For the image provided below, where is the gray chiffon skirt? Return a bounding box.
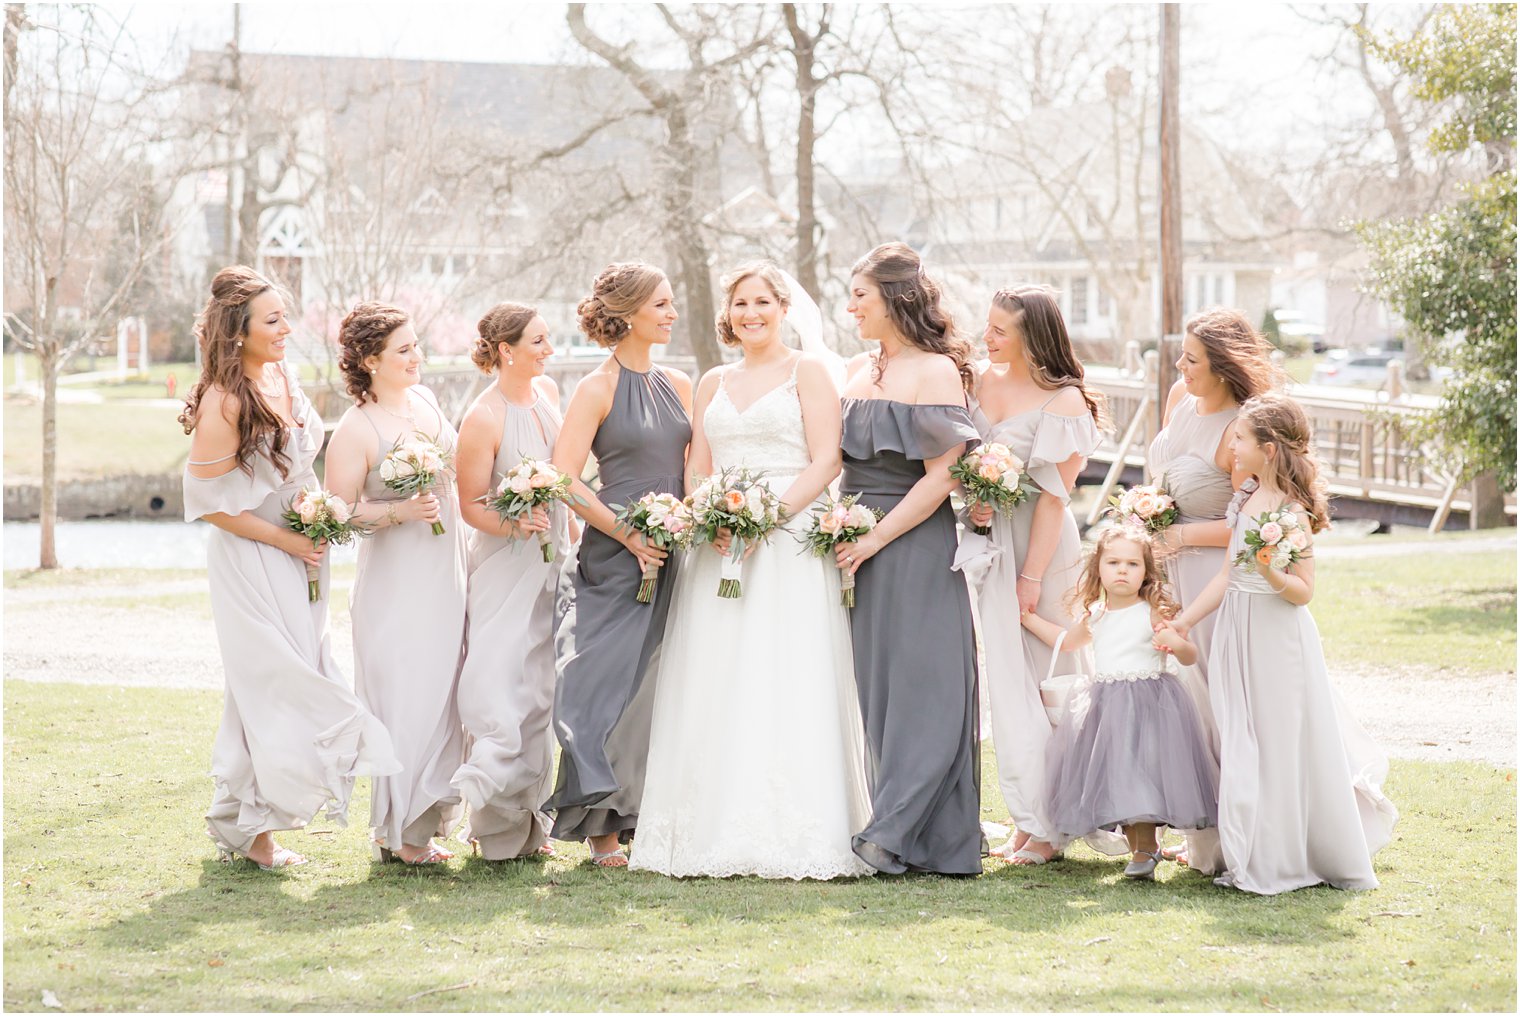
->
[1045,673,1218,839]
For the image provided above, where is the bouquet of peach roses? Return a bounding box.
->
[950,442,1029,535]
[281,488,361,601]
[1233,507,1309,571]
[480,457,579,562]
[798,493,882,608]
[612,491,692,603]
[380,433,452,535]
[685,467,783,598]
[1107,483,1179,534]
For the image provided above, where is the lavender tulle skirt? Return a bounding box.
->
[1045,672,1218,839]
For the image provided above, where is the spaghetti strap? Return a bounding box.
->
[1038,387,1067,411]
[187,450,237,466]
[786,356,801,388]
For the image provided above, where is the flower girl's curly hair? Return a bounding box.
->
[1068,526,1178,620]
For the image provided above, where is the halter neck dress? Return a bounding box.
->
[451,388,568,859]
[547,362,690,843]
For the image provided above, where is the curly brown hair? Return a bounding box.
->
[1184,307,1286,405]
[851,243,973,391]
[715,262,790,348]
[471,302,538,373]
[577,262,666,348]
[338,302,410,404]
[992,285,1109,428]
[178,265,293,479]
[1237,392,1332,533]
[1068,526,1179,620]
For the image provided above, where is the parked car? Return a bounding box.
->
[1310,349,1402,388]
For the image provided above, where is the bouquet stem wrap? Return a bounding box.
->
[636,560,658,603]
[718,539,746,598]
[304,562,321,602]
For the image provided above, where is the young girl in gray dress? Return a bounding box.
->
[1021,527,1218,880]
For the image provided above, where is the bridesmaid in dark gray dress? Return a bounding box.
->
[545,263,692,867]
[835,243,982,876]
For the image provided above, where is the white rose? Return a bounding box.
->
[847,505,876,529]
[508,474,532,494]
[380,459,398,483]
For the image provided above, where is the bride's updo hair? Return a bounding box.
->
[715,261,791,347]
[851,242,973,391]
[471,301,537,374]
[577,262,666,348]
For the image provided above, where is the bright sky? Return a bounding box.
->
[104,1,1412,179]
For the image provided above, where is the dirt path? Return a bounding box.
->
[5,572,1512,768]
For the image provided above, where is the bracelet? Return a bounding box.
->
[386,503,399,527]
[1019,573,1042,582]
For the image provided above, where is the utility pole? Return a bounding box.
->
[1157,3,1182,427]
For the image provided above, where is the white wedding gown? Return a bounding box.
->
[628,365,874,879]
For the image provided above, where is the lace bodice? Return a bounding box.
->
[1090,601,1168,680]
[704,366,811,478]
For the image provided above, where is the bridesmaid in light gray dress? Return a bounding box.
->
[326,302,468,865]
[1145,307,1282,871]
[182,267,399,870]
[836,243,982,876]
[965,286,1108,865]
[545,264,692,867]
[451,304,567,860]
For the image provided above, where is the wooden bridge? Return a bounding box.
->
[1083,350,1513,534]
[308,350,1511,534]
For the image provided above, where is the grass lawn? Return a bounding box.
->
[2,398,189,481]
[1311,547,1516,675]
[3,680,1514,1013]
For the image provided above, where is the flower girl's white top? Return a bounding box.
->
[705,363,811,481]
[1090,601,1170,683]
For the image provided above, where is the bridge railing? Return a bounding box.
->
[1085,346,1508,533]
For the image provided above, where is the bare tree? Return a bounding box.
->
[566,3,772,376]
[3,6,176,568]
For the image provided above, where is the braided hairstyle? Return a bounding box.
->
[178,266,292,479]
[851,243,973,391]
[577,262,666,348]
[1237,392,1332,532]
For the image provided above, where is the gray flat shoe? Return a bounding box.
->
[1123,849,1160,880]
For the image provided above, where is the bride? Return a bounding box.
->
[628,262,872,879]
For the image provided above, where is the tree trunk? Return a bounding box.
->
[666,106,720,377]
[39,350,59,569]
[785,5,822,298]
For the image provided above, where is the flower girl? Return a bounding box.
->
[1168,393,1396,894]
[1020,526,1218,879]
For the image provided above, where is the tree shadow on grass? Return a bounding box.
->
[94,845,1353,959]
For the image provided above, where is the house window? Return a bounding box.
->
[1070,275,1090,325]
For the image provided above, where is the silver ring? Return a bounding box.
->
[846,555,855,563]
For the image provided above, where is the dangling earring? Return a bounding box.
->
[507,356,514,366]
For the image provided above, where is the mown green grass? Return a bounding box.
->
[1311,548,1516,674]
[3,681,1514,1012]
[2,398,189,481]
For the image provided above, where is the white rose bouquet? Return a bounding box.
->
[380,433,453,536]
[612,491,692,603]
[479,457,580,562]
[685,467,783,598]
[1233,507,1310,571]
[798,493,882,608]
[1107,483,1179,535]
[949,442,1029,535]
[280,487,361,601]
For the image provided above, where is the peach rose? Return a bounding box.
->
[298,499,319,525]
[1259,521,1284,545]
[723,489,746,512]
[819,511,843,534]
